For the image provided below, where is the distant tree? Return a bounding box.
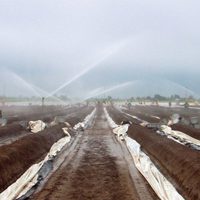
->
[128,97,135,102]
[154,94,167,101]
[146,96,152,101]
[188,95,194,101]
[174,94,181,99]
[107,96,112,102]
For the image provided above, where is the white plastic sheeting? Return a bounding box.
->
[0,161,43,200]
[0,108,97,200]
[151,115,161,120]
[121,110,200,150]
[0,118,7,126]
[28,120,46,133]
[44,130,71,161]
[104,107,118,128]
[73,108,96,130]
[104,107,185,200]
[0,126,72,200]
[121,110,150,127]
[113,124,129,140]
[125,137,184,200]
[104,107,130,140]
[160,125,200,150]
[167,114,180,126]
[73,122,85,130]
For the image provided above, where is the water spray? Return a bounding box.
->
[84,81,133,100]
[47,40,128,97]
[6,70,67,105]
[42,97,45,106]
[166,79,200,98]
[9,71,42,97]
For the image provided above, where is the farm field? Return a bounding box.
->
[0,103,199,200]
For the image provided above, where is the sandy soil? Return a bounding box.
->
[32,107,158,200]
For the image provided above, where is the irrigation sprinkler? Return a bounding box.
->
[47,41,128,98]
[42,97,45,107]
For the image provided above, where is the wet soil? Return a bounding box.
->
[0,105,82,124]
[108,106,200,200]
[32,107,158,200]
[171,124,200,140]
[132,105,200,122]
[0,106,90,146]
[122,108,160,123]
[0,106,93,192]
[123,106,200,139]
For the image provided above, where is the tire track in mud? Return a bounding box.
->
[32,109,158,200]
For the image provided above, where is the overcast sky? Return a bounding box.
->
[0,0,200,98]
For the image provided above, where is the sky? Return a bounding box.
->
[0,0,200,99]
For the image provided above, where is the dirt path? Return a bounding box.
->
[32,107,158,200]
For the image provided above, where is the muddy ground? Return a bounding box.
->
[0,105,88,146]
[0,106,93,192]
[1,104,199,200]
[0,104,86,125]
[131,105,200,120]
[122,105,200,139]
[31,106,158,200]
[108,106,200,200]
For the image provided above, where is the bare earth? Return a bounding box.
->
[32,108,158,200]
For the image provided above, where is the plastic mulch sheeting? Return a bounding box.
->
[125,137,184,200]
[0,108,97,200]
[159,125,200,150]
[104,107,185,200]
[28,120,46,133]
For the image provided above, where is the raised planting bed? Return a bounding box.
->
[171,124,200,140]
[107,106,200,200]
[0,106,93,192]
